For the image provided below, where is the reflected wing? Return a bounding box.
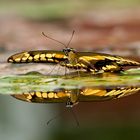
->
[79,86,140,101]
[7,50,67,64]
[12,90,71,103]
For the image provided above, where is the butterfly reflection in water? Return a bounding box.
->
[12,86,140,107]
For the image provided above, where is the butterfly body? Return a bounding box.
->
[8,49,140,73]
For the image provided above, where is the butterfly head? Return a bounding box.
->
[63,47,76,56]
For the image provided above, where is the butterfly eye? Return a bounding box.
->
[62,48,68,56]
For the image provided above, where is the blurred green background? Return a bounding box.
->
[0,0,140,140]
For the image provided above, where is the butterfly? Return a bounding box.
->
[7,31,140,73]
[12,86,140,107]
[7,49,140,73]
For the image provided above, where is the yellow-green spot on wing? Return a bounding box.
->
[46,54,53,58]
[42,92,48,98]
[48,92,54,98]
[35,91,42,98]
[40,54,47,61]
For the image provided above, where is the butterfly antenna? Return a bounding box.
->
[69,107,80,127]
[42,31,75,48]
[66,30,75,47]
[42,32,67,48]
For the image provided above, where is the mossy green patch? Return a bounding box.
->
[0,68,139,95]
